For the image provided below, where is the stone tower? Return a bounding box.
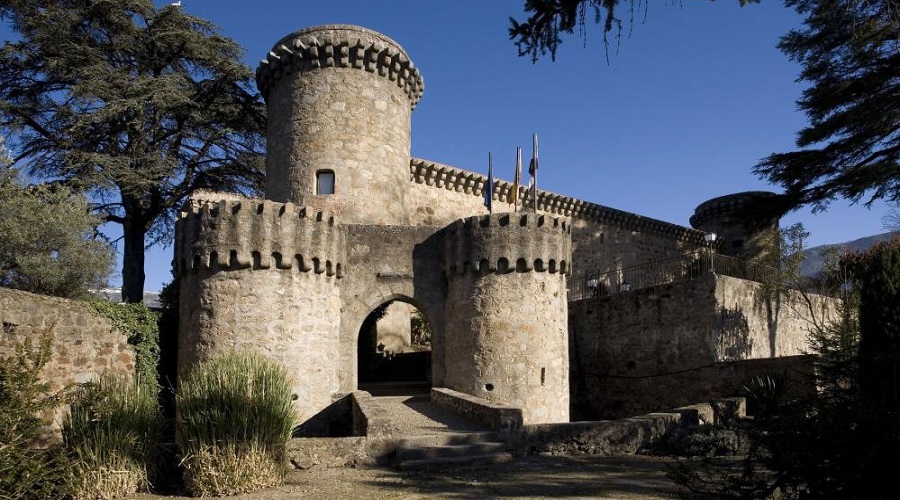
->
[442,213,573,424]
[256,25,424,225]
[174,197,346,423]
[690,191,781,264]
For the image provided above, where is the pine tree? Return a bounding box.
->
[0,0,265,302]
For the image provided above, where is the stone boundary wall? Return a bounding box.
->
[569,274,832,419]
[431,387,524,432]
[350,390,393,438]
[514,397,747,456]
[0,287,135,444]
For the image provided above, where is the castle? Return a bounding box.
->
[175,25,813,430]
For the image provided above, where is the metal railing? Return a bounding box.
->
[567,250,772,301]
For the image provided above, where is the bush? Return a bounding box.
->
[0,166,114,299]
[0,326,67,499]
[62,375,165,500]
[176,352,295,496]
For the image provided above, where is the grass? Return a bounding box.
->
[62,375,164,500]
[176,351,295,496]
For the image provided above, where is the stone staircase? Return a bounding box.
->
[394,431,513,471]
[373,393,514,470]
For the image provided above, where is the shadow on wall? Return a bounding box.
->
[714,306,753,361]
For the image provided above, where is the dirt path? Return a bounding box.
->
[131,454,684,499]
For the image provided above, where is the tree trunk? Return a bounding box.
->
[121,219,146,303]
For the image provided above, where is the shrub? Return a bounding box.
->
[0,326,67,499]
[176,351,295,496]
[62,375,165,500]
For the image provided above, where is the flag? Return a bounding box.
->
[528,134,538,213]
[511,147,522,211]
[483,152,494,212]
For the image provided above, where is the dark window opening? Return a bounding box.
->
[316,170,335,195]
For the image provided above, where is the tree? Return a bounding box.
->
[753,1,900,219]
[509,0,759,62]
[510,1,899,221]
[0,144,113,299]
[0,0,265,302]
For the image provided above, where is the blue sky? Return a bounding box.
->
[5,1,895,291]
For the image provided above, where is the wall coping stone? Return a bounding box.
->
[410,157,708,244]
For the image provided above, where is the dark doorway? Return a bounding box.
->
[357,300,432,396]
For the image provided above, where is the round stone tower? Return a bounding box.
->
[256,25,424,225]
[441,213,572,424]
[175,196,346,424]
[690,191,781,263]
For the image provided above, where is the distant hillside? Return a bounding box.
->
[801,231,900,277]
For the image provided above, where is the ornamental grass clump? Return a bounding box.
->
[62,375,164,500]
[176,351,295,496]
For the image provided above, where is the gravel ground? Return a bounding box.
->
[129,454,685,500]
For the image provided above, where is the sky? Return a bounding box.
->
[4,1,896,291]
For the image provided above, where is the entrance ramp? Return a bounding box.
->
[373,394,514,470]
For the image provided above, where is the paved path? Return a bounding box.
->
[373,394,490,437]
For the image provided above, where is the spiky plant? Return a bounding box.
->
[62,375,164,500]
[176,351,295,496]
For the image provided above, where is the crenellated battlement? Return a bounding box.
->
[255,24,424,108]
[411,158,708,244]
[690,191,777,228]
[175,195,346,277]
[442,212,572,276]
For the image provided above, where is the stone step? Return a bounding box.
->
[396,441,508,462]
[397,451,515,471]
[396,431,500,449]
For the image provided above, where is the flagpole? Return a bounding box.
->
[531,134,539,213]
[484,152,494,214]
[514,147,522,213]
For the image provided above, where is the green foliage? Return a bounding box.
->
[62,375,165,499]
[509,0,759,62]
[410,310,433,347]
[754,0,900,217]
[846,236,900,413]
[176,351,295,496]
[670,239,900,498]
[0,0,265,302]
[741,372,790,418]
[0,326,67,500]
[0,167,113,299]
[88,300,160,388]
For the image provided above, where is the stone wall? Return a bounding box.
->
[176,196,346,424]
[376,301,412,354]
[338,224,446,389]
[569,275,836,419]
[259,25,422,226]
[442,213,572,424]
[0,287,135,443]
[406,158,708,278]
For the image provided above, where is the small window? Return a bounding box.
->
[732,239,744,249]
[316,170,335,195]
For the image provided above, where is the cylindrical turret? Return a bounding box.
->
[256,25,424,225]
[175,196,346,423]
[441,213,572,424]
[690,191,781,264]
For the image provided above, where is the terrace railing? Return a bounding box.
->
[567,250,773,301]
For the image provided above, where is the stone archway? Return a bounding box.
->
[356,297,434,396]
